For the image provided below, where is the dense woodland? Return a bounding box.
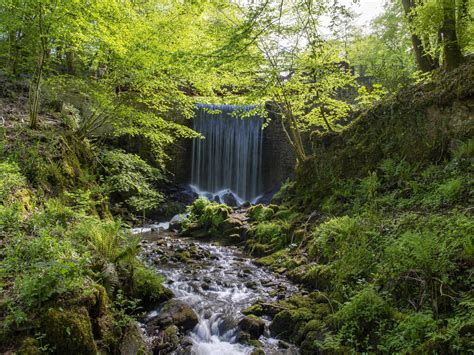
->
[0,0,473,354]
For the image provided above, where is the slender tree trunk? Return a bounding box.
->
[401,0,438,72]
[8,31,21,76]
[29,49,46,129]
[440,0,464,71]
[28,4,47,129]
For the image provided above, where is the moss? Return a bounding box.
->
[132,264,173,309]
[17,337,42,355]
[174,250,191,263]
[247,204,274,222]
[245,240,271,256]
[41,306,97,354]
[270,308,315,341]
[243,303,264,316]
[255,249,288,267]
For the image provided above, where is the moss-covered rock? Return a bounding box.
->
[238,316,265,339]
[152,325,180,353]
[147,300,198,333]
[17,337,42,355]
[243,303,264,316]
[119,322,150,355]
[41,306,97,354]
[270,308,315,341]
[248,204,274,222]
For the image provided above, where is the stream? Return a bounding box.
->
[135,226,299,355]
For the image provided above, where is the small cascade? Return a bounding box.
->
[191,104,263,202]
[139,228,300,354]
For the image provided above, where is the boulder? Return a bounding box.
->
[152,325,180,354]
[120,322,150,355]
[41,307,97,354]
[222,216,244,233]
[147,300,198,333]
[169,214,186,231]
[238,316,265,339]
[221,192,238,207]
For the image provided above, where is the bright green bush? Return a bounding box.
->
[380,312,438,353]
[101,149,164,217]
[332,287,394,351]
[131,264,172,308]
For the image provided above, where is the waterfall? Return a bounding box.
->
[191,104,263,202]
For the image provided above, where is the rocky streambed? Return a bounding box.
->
[136,228,300,354]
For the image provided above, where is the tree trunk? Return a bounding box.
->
[65,51,76,75]
[440,0,464,71]
[29,50,46,129]
[401,0,437,72]
[8,31,20,76]
[29,4,47,129]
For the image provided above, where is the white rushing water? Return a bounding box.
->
[139,227,299,355]
[191,104,264,202]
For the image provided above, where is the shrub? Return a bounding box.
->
[332,287,393,351]
[380,312,438,353]
[101,149,164,217]
[436,178,464,204]
[16,259,86,309]
[380,220,466,312]
[131,264,172,309]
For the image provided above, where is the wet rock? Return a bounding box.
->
[213,195,221,203]
[222,216,243,231]
[238,316,265,339]
[152,325,179,354]
[245,281,258,289]
[278,340,290,349]
[218,315,238,334]
[120,322,149,355]
[243,303,264,316]
[237,331,252,343]
[147,300,198,333]
[222,192,238,206]
[270,309,314,340]
[203,192,213,200]
[169,214,186,231]
[177,336,194,353]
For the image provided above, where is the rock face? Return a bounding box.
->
[238,316,265,339]
[147,300,198,333]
